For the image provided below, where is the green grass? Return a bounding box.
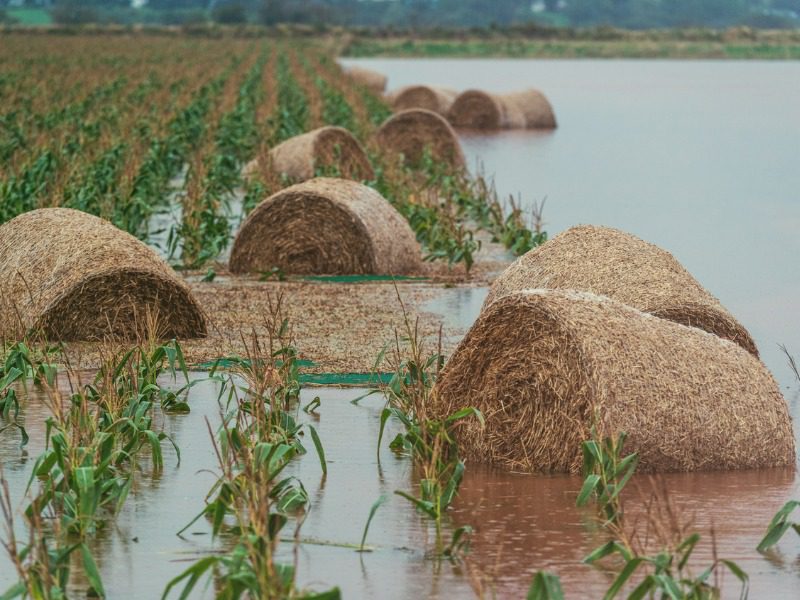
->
[344,38,800,60]
[7,8,52,26]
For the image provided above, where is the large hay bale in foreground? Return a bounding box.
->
[375,109,465,169]
[344,66,387,93]
[485,225,758,356]
[0,208,207,341]
[245,126,374,183]
[387,85,458,116]
[433,289,795,473]
[447,88,556,130]
[229,177,421,275]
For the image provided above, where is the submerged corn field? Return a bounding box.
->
[1,33,799,600]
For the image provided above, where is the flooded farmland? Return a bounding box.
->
[1,39,799,600]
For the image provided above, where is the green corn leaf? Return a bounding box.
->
[576,474,601,507]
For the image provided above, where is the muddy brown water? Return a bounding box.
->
[0,373,798,598]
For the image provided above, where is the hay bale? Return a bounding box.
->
[387,85,458,116]
[259,126,374,183]
[374,109,465,169]
[344,66,387,94]
[0,208,207,341]
[485,225,758,356]
[433,289,795,473]
[504,89,557,129]
[229,177,421,275]
[447,88,556,130]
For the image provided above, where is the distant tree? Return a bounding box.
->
[51,0,99,24]
[212,0,247,24]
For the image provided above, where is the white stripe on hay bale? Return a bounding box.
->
[244,126,374,183]
[447,88,556,130]
[0,208,207,341]
[375,109,465,169]
[432,289,795,473]
[345,66,387,93]
[485,225,758,356]
[229,177,421,275]
[387,85,458,116]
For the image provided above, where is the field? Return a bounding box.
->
[0,33,530,369]
[341,27,800,59]
[1,33,799,600]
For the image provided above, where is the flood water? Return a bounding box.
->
[1,375,798,598]
[2,59,800,598]
[342,58,800,390]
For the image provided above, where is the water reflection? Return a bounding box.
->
[1,374,798,598]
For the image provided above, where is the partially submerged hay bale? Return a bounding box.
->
[447,88,556,130]
[229,177,421,275]
[503,89,557,129]
[261,126,374,183]
[375,109,465,169]
[387,85,458,115]
[433,289,795,473]
[344,66,387,93]
[485,225,758,356]
[0,208,207,341]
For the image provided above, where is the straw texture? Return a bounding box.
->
[229,177,422,275]
[433,289,795,473]
[485,225,758,355]
[250,126,374,183]
[345,66,387,93]
[447,88,556,130]
[387,85,458,115]
[0,208,207,341]
[375,109,465,169]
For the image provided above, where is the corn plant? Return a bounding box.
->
[362,289,482,555]
[167,305,334,599]
[568,426,749,600]
[1,475,106,600]
[757,500,800,553]
[23,340,186,538]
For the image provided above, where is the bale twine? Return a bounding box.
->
[253,126,374,184]
[229,177,421,275]
[0,208,207,341]
[387,85,458,116]
[374,109,465,169]
[344,66,387,94]
[447,88,556,130]
[485,225,758,356]
[432,289,795,473]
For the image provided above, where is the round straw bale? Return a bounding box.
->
[0,208,207,341]
[344,66,387,93]
[375,109,465,169]
[387,85,458,115]
[433,289,795,474]
[229,177,421,275]
[503,89,557,129]
[485,225,758,356]
[268,126,374,183]
[447,89,526,130]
